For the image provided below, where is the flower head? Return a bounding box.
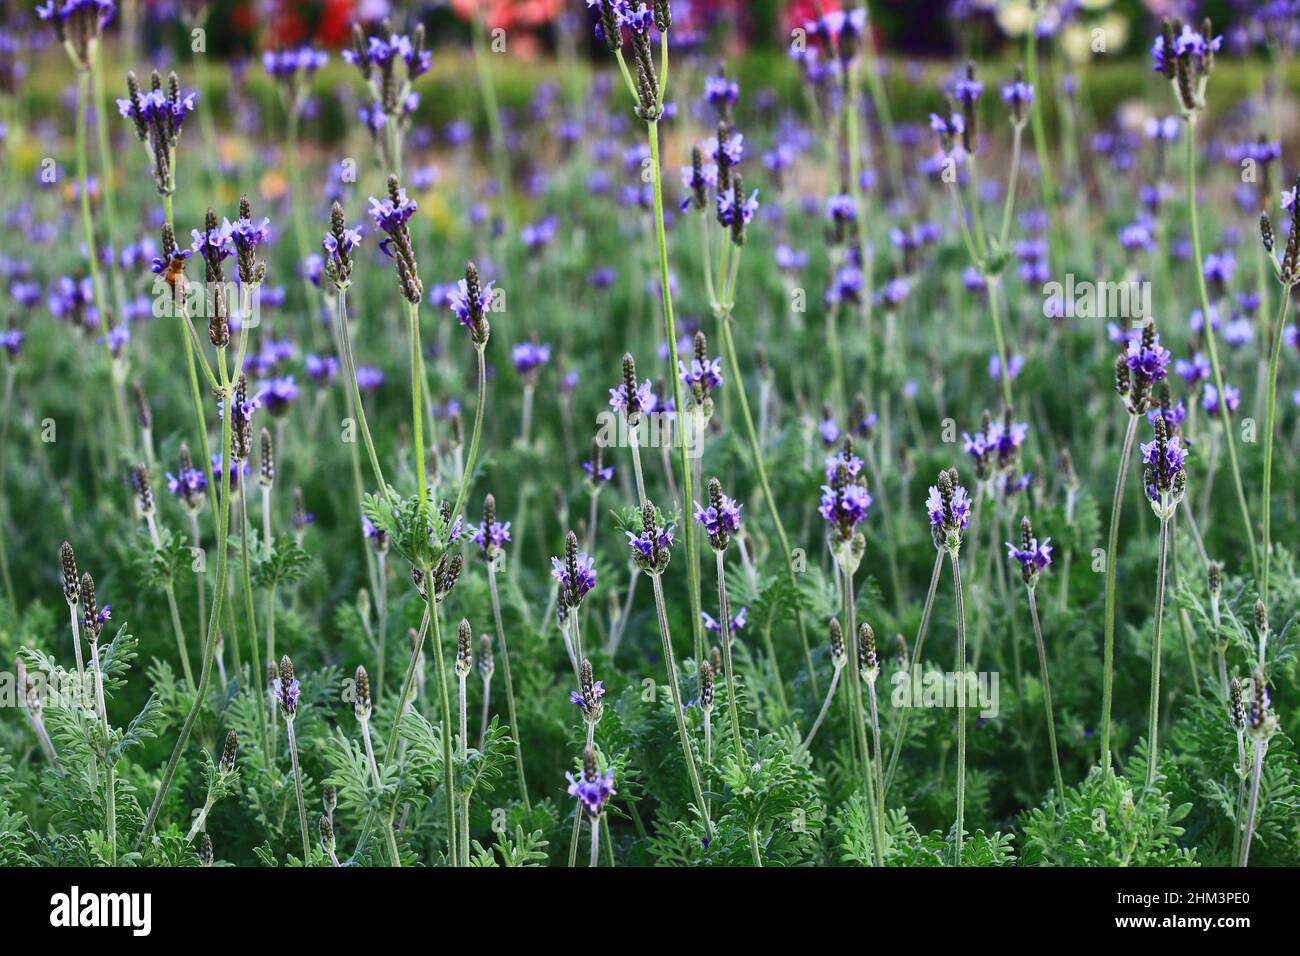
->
[926,468,971,552]
[1007,516,1052,588]
[553,531,597,606]
[694,478,741,551]
[566,747,616,817]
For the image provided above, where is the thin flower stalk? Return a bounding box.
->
[1260,287,1291,603]
[718,317,818,695]
[637,99,706,670]
[139,331,241,847]
[649,573,713,841]
[1185,114,1258,577]
[884,550,944,797]
[1099,414,1139,766]
[487,560,530,811]
[950,551,968,866]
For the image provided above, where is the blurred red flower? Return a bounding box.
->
[783,0,841,33]
[448,0,563,30]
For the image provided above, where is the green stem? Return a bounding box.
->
[1260,288,1290,603]
[408,300,428,521]
[884,550,944,798]
[1146,515,1171,788]
[646,120,705,668]
[337,290,388,492]
[89,639,115,865]
[430,604,458,865]
[649,573,713,841]
[718,315,818,695]
[1026,586,1065,804]
[285,717,311,861]
[237,480,269,760]
[138,345,235,848]
[1185,114,1258,578]
[715,551,744,760]
[488,564,530,812]
[451,346,487,526]
[950,551,967,867]
[1100,414,1138,768]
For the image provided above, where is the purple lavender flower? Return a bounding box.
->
[1147,400,1187,431]
[569,680,605,710]
[819,479,872,532]
[716,185,759,228]
[704,71,739,113]
[1141,421,1189,507]
[305,353,339,384]
[166,463,207,503]
[952,75,984,108]
[566,764,616,816]
[355,366,384,391]
[512,341,552,376]
[824,447,864,482]
[693,493,742,540]
[1006,537,1052,573]
[826,193,856,224]
[679,356,723,392]
[470,520,511,555]
[552,543,597,606]
[0,329,24,356]
[257,375,299,417]
[322,223,363,260]
[609,377,655,415]
[1125,333,1171,381]
[626,524,674,561]
[262,47,328,78]
[1204,250,1235,287]
[926,470,971,550]
[702,607,747,634]
[212,453,250,489]
[1001,79,1034,109]
[818,415,841,447]
[520,217,557,251]
[368,189,417,238]
[989,353,1024,381]
[271,672,301,716]
[1202,382,1241,417]
[447,276,494,329]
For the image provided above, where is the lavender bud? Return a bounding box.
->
[829,618,845,665]
[859,622,878,679]
[699,659,714,711]
[60,541,79,606]
[132,380,152,431]
[259,427,275,488]
[433,553,463,603]
[81,572,100,643]
[578,657,603,718]
[1229,677,1246,732]
[1207,560,1221,599]
[653,0,672,32]
[1248,668,1275,742]
[354,665,372,721]
[199,833,213,866]
[478,634,494,682]
[319,814,335,853]
[456,619,473,678]
[277,655,298,718]
[220,729,238,773]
